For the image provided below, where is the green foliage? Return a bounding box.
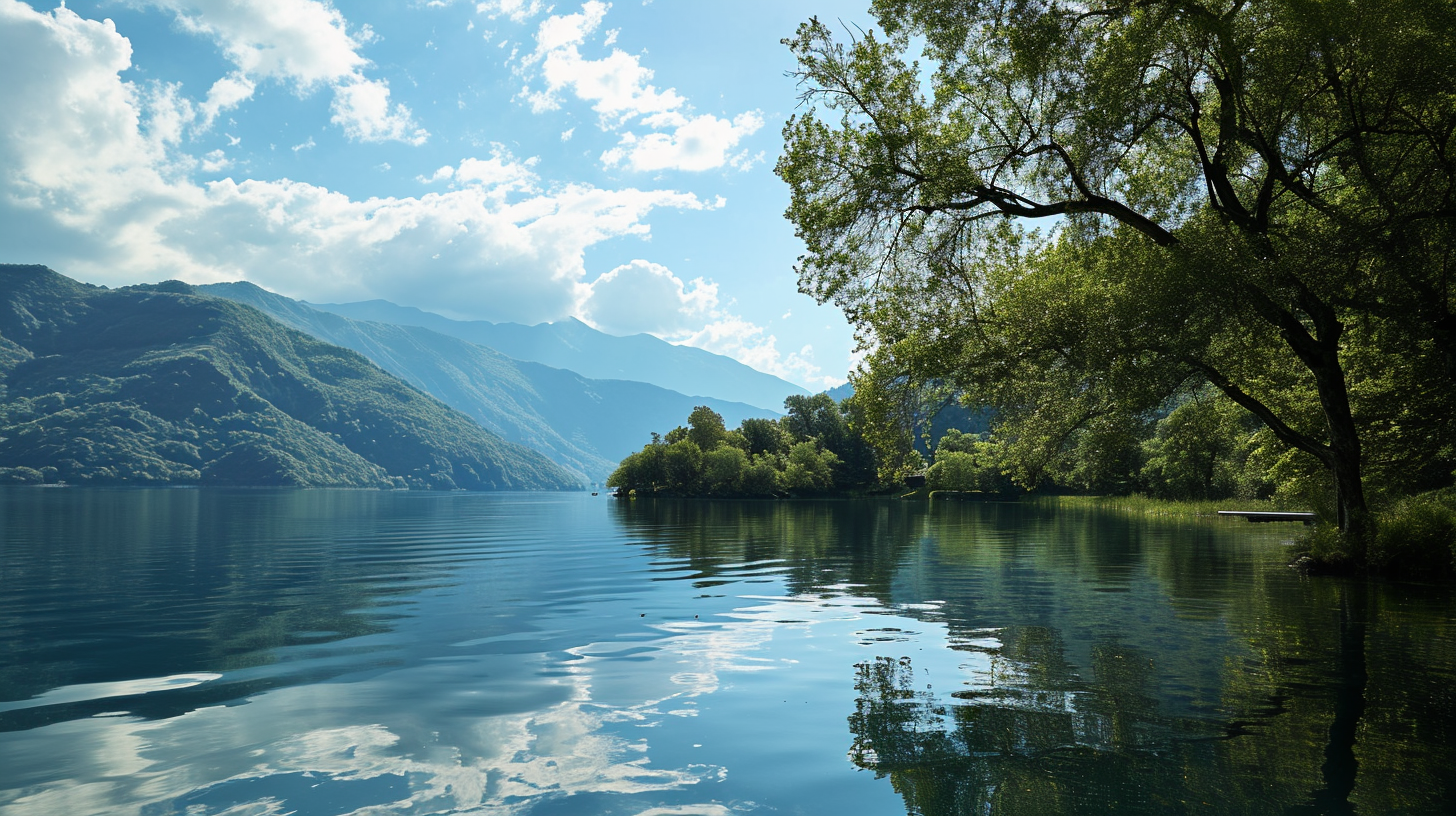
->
[1294,490,1456,576]
[607,393,884,497]
[739,417,790,456]
[778,0,1456,552]
[925,431,1017,495]
[687,405,729,452]
[1137,390,1276,501]
[0,266,579,490]
[780,441,840,494]
[662,439,704,494]
[1369,493,1456,578]
[741,454,782,497]
[1042,494,1288,519]
[702,444,748,495]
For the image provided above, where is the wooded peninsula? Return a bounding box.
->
[616,0,1456,581]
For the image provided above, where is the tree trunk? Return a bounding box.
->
[1307,320,1370,550]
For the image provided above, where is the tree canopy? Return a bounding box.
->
[778,0,1456,552]
[607,400,879,497]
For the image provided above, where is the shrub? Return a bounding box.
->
[1370,494,1456,578]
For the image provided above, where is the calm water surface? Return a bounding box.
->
[1,489,1453,815]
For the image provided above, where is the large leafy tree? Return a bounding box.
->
[778,0,1456,544]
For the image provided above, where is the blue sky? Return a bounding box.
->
[0,0,874,388]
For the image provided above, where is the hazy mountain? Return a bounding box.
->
[307,298,809,412]
[201,282,778,483]
[0,266,578,490]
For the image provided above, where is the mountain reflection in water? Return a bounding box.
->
[0,490,1452,815]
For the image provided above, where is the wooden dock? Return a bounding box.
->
[1217,510,1317,525]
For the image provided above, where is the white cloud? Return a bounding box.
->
[150,0,366,85]
[329,76,428,144]
[0,3,713,323]
[579,260,717,336]
[522,2,686,126]
[677,318,841,389]
[602,111,764,173]
[142,0,427,144]
[476,0,548,23]
[577,258,841,388]
[530,0,606,54]
[418,165,455,184]
[200,149,230,171]
[454,147,539,191]
[198,71,255,128]
[0,0,204,267]
[166,168,715,322]
[515,3,764,174]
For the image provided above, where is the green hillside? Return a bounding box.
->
[201,282,779,483]
[308,299,809,412]
[0,266,580,490]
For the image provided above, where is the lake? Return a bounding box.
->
[1,489,1453,815]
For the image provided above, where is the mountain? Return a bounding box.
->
[201,282,778,483]
[307,299,809,412]
[0,266,579,490]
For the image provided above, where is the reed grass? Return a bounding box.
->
[1031,494,1297,518]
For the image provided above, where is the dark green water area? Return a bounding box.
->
[1,489,1453,815]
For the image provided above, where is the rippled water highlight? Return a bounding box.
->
[1,488,1453,815]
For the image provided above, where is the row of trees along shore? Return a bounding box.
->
[767,0,1456,575]
[610,386,1409,507]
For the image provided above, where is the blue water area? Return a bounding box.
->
[1,488,1453,815]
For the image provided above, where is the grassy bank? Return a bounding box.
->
[1030,494,1296,518]
[1292,488,1456,578]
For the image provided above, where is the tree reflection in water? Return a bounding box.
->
[848,581,1452,816]
[610,498,1456,815]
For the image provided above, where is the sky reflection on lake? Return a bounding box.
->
[1,489,1453,815]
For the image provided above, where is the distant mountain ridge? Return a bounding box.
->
[202,282,778,483]
[309,299,809,412]
[0,266,578,489]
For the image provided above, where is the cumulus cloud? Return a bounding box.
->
[511,2,764,172]
[0,3,711,322]
[579,260,717,336]
[522,1,684,126]
[142,0,427,144]
[167,167,715,322]
[329,76,427,144]
[0,0,206,269]
[678,318,840,390]
[476,0,547,23]
[602,111,764,173]
[198,71,255,127]
[578,259,839,388]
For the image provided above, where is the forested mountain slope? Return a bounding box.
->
[0,266,578,489]
[308,298,808,412]
[203,282,779,482]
